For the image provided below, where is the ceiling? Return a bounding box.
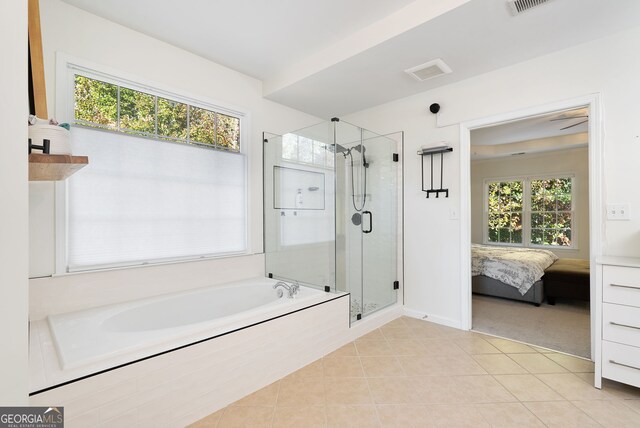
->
[59,0,418,80]
[61,0,640,118]
[470,107,589,160]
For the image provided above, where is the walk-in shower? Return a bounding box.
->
[264,119,400,321]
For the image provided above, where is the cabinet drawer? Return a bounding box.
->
[603,303,640,347]
[603,265,640,306]
[602,341,640,389]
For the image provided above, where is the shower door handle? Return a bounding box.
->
[363,211,372,234]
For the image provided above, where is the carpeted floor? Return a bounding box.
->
[472,294,591,358]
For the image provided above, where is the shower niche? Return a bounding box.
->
[264,119,400,321]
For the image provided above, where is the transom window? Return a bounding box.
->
[486,176,574,248]
[74,75,240,152]
[282,133,334,168]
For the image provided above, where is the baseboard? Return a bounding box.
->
[348,304,403,341]
[325,304,403,353]
[402,307,463,330]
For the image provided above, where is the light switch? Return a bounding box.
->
[606,204,631,220]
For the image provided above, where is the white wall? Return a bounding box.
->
[344,25,640,327]
[470,147,590,260]
[29,0,320,315]
[0,0,29,404]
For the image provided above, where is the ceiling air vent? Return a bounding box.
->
[405,59,452,82]
[507,0,551,15]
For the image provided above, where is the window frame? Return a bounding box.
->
[54,54,251,274]
[483,173,577,250]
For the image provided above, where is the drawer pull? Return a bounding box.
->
[610,283,640,290]
[609,359,640,371]
[610,321,640,330]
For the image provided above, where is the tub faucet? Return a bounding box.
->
[273,281,292,298]
[273,281,299,298]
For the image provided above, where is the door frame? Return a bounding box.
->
[458,94,603,359]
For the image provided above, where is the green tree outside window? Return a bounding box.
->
[530,178,572,246]
[73,75,240,152]
[486,177,573,247]
[487,181,523,244]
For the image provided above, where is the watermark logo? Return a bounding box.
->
[0,407,63,428]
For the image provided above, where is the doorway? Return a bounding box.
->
[459,95,603,360]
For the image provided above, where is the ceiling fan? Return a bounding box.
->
[549,113,589,130]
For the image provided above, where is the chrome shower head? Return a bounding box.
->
[324,143,349,156]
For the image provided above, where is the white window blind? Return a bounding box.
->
[67,126,246,271]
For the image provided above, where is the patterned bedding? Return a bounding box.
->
[471,244,558,295]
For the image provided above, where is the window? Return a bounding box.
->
[282,133,334,168]
[530,178,573,246]
[64,66,247,272]
[487,181,523,244]
[74,75,240,151]
[486,176,574,248]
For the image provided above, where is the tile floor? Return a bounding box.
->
[188,316,640,427]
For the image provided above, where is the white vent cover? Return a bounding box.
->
[405,59,452,82]
[507,0,551,15]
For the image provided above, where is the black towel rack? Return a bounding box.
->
[418,145,453,198]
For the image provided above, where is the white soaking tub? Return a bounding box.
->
[47,277,328,370]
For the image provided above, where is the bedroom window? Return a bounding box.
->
[62,63,248,272]
[485,176,574,248]
[487,181,524,244]
[530,178,573,246]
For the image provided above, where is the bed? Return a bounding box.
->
[471,244,558,306]
[543,258,590,304]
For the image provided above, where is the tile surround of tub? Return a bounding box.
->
[30,295,352,427]
[29,253,265,321]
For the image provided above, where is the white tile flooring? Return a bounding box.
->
[189,316,640,427]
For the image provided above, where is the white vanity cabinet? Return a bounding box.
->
[596,257,640,389]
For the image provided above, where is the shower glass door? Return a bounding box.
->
[335,122,364,319]
[336,122,398,321]
[361,130,398,317]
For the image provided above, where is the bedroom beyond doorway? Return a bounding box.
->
[473,294,590,358]
[467,105,592,359]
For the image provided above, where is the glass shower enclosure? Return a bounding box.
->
[264,119,399,321]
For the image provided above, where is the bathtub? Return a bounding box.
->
[47,277,328,371]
